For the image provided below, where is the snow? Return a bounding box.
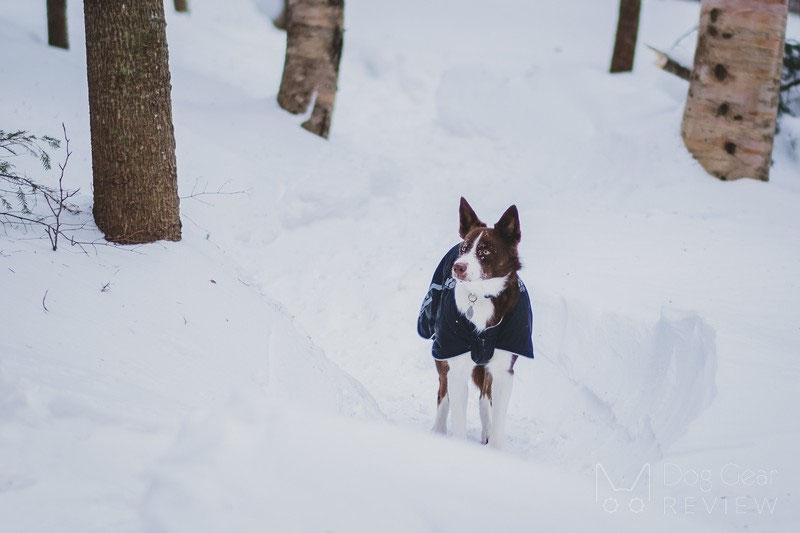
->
[1,0,799,531]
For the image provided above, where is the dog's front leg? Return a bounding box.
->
[432,360,450,434]
[446,353,471,439]
[486,350,515,449]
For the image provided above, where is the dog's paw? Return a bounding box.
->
[431,421,448,434]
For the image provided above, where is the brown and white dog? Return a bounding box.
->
[419,198,533,449]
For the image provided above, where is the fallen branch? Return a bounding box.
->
[646,44,691,81]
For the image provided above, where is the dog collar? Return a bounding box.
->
[468,292,493,300]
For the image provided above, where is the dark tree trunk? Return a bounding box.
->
[274,0,290,30]
[84,0,181,243]
[610,0,641,73]
[681,0,788,182]
[174,0,189,13]
[277,0,344,139]
[47,0,69,49]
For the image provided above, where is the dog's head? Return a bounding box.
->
[452,197,522,282]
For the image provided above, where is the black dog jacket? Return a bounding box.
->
[417,244,534,365]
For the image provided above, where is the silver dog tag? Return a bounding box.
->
[466,292,477,320]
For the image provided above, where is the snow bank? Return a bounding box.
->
[0,236,380,531]
[524,295,717,474]
[140,397,712,533]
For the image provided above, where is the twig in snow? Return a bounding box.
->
[669,25,698,51]
[180,178,249,206]
[43,124,77,251]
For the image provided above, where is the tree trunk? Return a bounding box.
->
[174,0,189,13]
[681,0,788,182]
[277,0,344,139]
[47,0,69,49]
[610,0,641,73]
[274,0,290,30]
[84,0,181,243]
[690,0,799,15]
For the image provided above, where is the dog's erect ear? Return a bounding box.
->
[459,197,485,239]
[495,205,521,244]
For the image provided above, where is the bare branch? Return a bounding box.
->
[180,177,249,205]
[781,77,800,92]
[1,124,84,251]
[646,45,691,81]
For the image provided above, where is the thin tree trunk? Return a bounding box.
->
[274,0,290,30]
[174,0,189,13]
[84,0,181,243]
[277,0,344,139]
[610,0,641,73]
[47,0,69,49]
[681,0,788,182]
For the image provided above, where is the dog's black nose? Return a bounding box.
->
[453,262,467,279]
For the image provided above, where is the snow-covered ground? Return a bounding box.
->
[1,0,798,531]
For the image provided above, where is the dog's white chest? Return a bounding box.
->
[454,276,507,331]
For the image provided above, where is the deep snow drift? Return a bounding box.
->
[1,0,798,531]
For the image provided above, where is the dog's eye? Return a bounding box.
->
[479,249,491,257]
[460,243,468,253]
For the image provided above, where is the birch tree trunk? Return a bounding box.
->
[84,0,181,243]
[681,0,788,181]
[610,0,641,73]
[277,0,344,139]
[174,0,189,13]
[690,0,799,15]
[47,0,69,49]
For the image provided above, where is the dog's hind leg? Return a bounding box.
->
[486,350,514,449]
[446,353,471,439]
[473,366,493,444]
[433,360,449,434]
